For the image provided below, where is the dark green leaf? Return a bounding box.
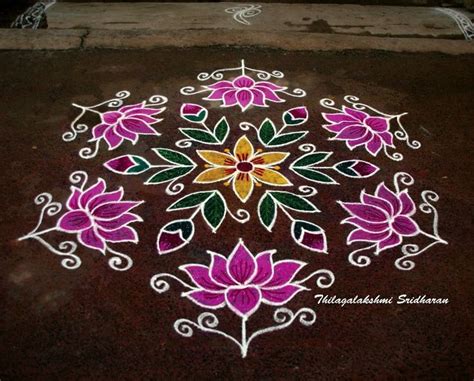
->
[183,110,207,123]
[154,148,195,166]
[334,161,358,177]
[180,128,218,144]
[258,118,276,145]
[202,192,226,232]
[267,131,307,147]
[291,152,332,168]
[293,168,338,184]
[213,117,229,143]
[258,194,277,231]
[168,191,213,210]
[146,167,193,184]
[270,191,318,212]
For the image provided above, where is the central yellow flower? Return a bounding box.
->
[194,135,292,203]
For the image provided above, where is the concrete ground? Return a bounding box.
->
[1,2,473,380]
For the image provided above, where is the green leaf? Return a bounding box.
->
[180,128,219,144]
[213,117,229,143]
[127,156,150,174]
[258,118,276,145]
[292,168,338,184]
[269,191,319,212]
[267,131,308,147]
[146,167,193,184]
[291,152,332,168]
[258,194,277,231]
[202,192,226,232]
[153,148,195,166]
[168,191,213,210]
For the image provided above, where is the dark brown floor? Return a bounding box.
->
[0,48,473,380]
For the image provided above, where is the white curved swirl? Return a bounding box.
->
[106,90,130,108]
[347,244,377,267]
[79,140,101,160]
[175,139,193,148]
[279,88,306,98]
[166,180,185,196]
[294,269,335,289]
[319,98,340,112]
[107,247,133,271]
[383,145,403,162]
[69,170,89,190]
[225,4,262,26]
[179,86,210,96]
[247,307,316,348]
[150,273,195,293]
[147,94,168,106]
[32,236,82,270]
[228,209,251,224]
[298,143,317,153]
[239,121,258,132]
[393,172,414,193]
[297,185,318,198]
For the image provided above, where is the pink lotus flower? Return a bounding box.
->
[322,106,394,156]
[204,75,286,112]
[92,103,164,149]
[339,182,420,253]
[181,240,307,318]
[57,178,143,253]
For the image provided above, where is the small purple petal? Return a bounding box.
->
[343,217,390,233]
[180,265,225,291]
[121,118,156,135]
[254,85,284,102]
[251,251,274,285]
[119,103,144,113]
[157,231,186,254]
[366,134,383,156]
[95,213,141,231]
[250,88,266,106]
[376,183,402,216]
[323,121,360,133]
[92,201,141,220]
[79,179,106,209]
[92,123,110,139]
[347,229,391,243]
[181,103,204,116]
[261,285,305,305]
[340,202,388,223]
[392,216,419,236]
[57,210,91,232]
[78,227,106,253]
[225,287,261,318]
[352,161,379,177]
[361,192,393,216]
[102,111,122,124]
[97,226,138,243]
[377,231,402,252]
[209,253,236,287]
[347,130,373,148]
[365,116,389,132]
[185,290,225,309]
[335,125,368,140]
[236,89,253,111]
[299,229,327,253]
[342,106,369,122]
[104,127,124,150]
[227,242,257,284]
[88,189,124,211]
[378,131,394,146]
[254,81,285,91]
[288,106,308,120]
[206,80,233,90]
[115,123,138,142]
[263,260,304,288]
[206,88,232,101]
[322,112,358,124]
[222,89,238,107]
[233,75,255,88]
[66,187,82,210]
[399,190,416,216]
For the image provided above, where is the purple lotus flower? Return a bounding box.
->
[339,182,420,253]
[181,240,307,318]
[57,178,143,253]
[180,103,208,123]
[92,102,163,150]
[322,106,394,156]
[204,75,286,112]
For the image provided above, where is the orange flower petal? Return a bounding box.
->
[194,167,235,184]
[233,173,254,203]
[252,168,292,186]
[197,150,236,167]
[251,152,289,166]
[234,135,254,162]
